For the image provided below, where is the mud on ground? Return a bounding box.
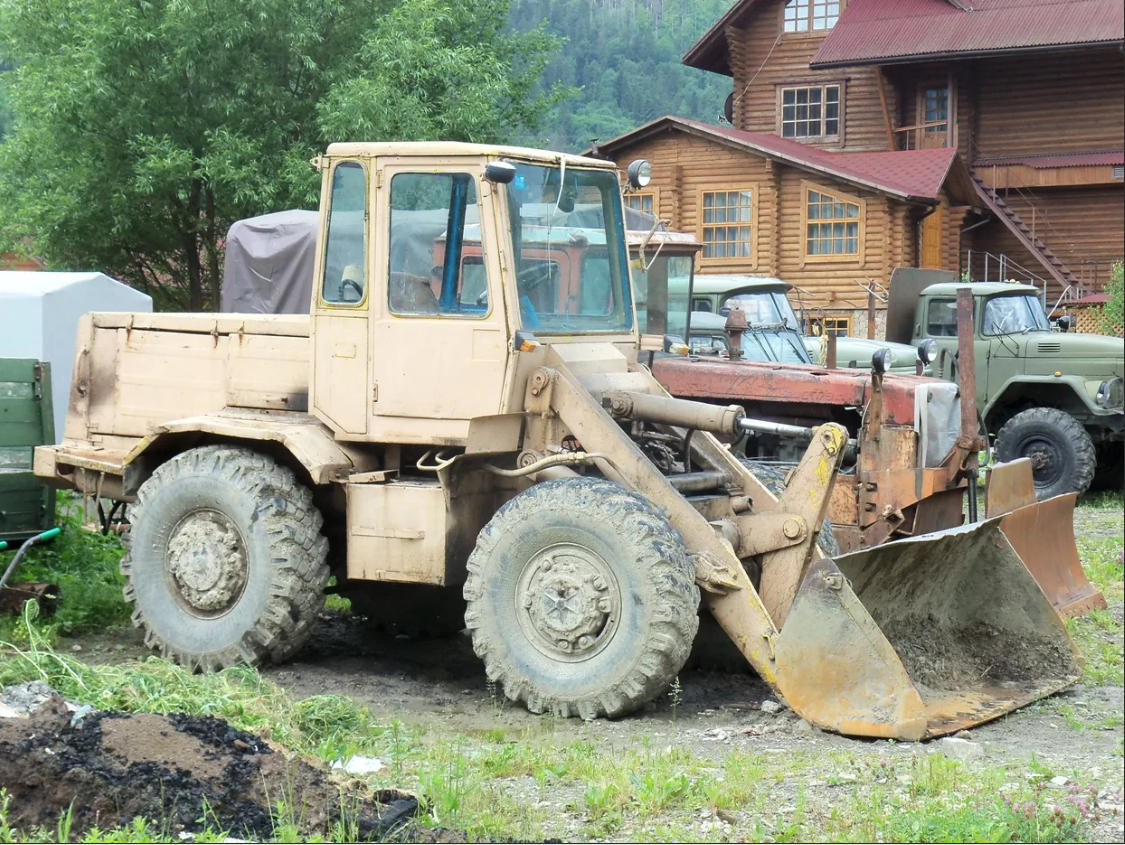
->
[0,694,421,840]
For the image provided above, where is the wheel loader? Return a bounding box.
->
[35,142,1080,739]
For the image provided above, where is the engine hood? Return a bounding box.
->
[1019,332,1124,379]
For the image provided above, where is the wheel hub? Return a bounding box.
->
[1021,438,1060,484]
[517,544,619,661]
[166,510,248,614]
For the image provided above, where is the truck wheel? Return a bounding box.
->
[994,408,1096,500]
[1091,442,1124,491]
[348,583,466,638]
[739,460,841,557]
[463,477,699,719]
[122,445,329,670]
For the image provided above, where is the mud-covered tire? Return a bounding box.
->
[994,408,1096,500]
[122,445,329,670]
[348,583,466,638]
[1090,442,1124,492]
[739,460,840,557]
[463,477,699,719]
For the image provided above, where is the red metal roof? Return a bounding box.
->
[974,151,1125,169]
[591,116,972,202]
[812,0,1124,68]
[1069,293,1111,305]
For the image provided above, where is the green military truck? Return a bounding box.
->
[887,270,1124,499]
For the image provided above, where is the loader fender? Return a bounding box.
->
[124,411,354,491]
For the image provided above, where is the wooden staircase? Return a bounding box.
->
[969,174,1080,292]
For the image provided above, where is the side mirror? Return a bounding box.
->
[484,161,517,184]
[871,347,894,375]
[663,334,689,355]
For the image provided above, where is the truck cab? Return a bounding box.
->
[893,275,1124,497]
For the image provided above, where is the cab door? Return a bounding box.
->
[368,161,510,436]
[311,159,370,436]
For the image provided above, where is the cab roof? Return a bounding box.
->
[692,274,791,296]
[324,141,611,169]
[921,282,1040,297]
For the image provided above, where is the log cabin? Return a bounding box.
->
[595,0,1124,332]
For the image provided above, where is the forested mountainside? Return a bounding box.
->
[509,0,733,151]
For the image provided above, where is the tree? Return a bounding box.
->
[1099,260,1123,337]
[0,0,561,310]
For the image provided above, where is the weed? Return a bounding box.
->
[0,500,130,644]
[668,675,682,722]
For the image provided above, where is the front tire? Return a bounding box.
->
[463,478,699,719]
[993,408,1096,500]
[122,445,329,670]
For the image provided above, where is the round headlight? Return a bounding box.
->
[917,338,938,364]
[627,159,652,189]
[871,347,894,375]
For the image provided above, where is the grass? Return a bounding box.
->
[0,499,130,644]
[0,494,1120,842]
[0,614,1113,843]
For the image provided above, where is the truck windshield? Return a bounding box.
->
[721,291,801,332]
[506,163,632,334]
[982,294,1049,336]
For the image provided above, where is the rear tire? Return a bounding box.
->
[994,408,1096,500]
[463,478,699,719]
[122,445,329,670]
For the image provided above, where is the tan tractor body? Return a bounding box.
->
[37,142,1079,739]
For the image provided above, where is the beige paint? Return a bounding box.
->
[34,141,1077,739]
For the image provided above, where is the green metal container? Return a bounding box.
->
[0,359,56,543]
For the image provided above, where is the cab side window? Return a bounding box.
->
[321,162,367,305]
[926,299,957,337]
[387,172,485,317]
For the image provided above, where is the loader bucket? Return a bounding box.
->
[998,494,1107,618]
[774,518,1081,740]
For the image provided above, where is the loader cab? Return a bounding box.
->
[308,143,638,445]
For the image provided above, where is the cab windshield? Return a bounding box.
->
[506,162,632,333]
[982,294,1049,336]
[721,291,801,332]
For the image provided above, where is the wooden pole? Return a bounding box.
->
[867,289,877,339]
[876,67,894,151]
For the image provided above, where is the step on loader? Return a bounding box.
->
[35,143,1079,739]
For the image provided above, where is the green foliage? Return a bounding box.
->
[0,502,129,644]
[1098,260,1123,336]
[0,0,561,310]
[509,0,734,150]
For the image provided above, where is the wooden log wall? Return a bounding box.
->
[968,185,1125,293]
[726,0,892,151]
[609,129,951,312]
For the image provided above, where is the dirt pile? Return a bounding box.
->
[0,695,422,840]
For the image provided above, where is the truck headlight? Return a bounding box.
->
[917,339,938,364]
[627,159,652,189]
[1095,377,1123,409]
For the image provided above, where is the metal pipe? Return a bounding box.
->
[0,527,62,596]
[668,470,732,494]
[604,391,744,435]
[737,417,816,440]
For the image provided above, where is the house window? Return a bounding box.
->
[823,315,851,337]
[781,84,841,138]
[784,0,841,32]
[701,189,754,260]
[624,192,656,213]
[923,86,948,133]
[804,185,862,259]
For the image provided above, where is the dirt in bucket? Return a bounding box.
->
[0,694,450,841]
